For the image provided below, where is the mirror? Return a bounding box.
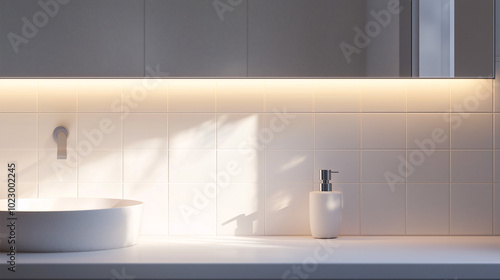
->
[413,0,494,78]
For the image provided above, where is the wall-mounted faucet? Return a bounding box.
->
[53,126,68,160]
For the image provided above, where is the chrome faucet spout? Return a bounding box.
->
[53,126,68,160]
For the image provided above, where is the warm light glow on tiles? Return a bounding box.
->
[0,78,497,236]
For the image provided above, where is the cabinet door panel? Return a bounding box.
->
[248,0,411,77]
[0,0,144,77]
[146,0,247,77]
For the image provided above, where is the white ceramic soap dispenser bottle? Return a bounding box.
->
[309,170,342,238]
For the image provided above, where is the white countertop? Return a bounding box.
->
[1,236,500,279]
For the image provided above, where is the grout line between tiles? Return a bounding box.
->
[359,83,363,235]
[404,82,408,236]
[76,81,80,197]
[263,80,267,235]
[494,77,496,234]
[36,79,40,198]
[449,79,452,235]
[121,81,125,200]
[215,80,218,236]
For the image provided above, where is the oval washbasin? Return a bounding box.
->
[0,198,143,252]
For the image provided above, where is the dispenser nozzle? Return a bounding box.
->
[319,170,339,191]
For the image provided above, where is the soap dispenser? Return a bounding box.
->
[309,170,342,239]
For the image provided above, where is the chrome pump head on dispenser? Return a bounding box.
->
[319,170,339,191]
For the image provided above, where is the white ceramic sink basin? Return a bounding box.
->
[0,198,143,252]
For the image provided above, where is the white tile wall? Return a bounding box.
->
[495,184,500,235]
[315,114,360,149]
[0,78,497,237]
[361,114,405,149]
[361,183,406,235]
[450,184,493,235]
[407,183,450,235]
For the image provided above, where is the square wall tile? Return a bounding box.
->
[362,114,405,149]
[217,79,264,112]
[493,151,500,183]
[265,80,313,112]
[496,151,500,183]
[217,113,265,150]
[265,151,314,182]
[451,151,493,183]
[495,184,500,235]
[0,150,37,184]
[169,150,216,183]
[0,183,34,199]
[495,58,500,112]
[124,183,169,235]
[314,80,360,112]
[361,183,406,235]
[406,151,450,183]
[0,114,37,150]
[336,184,361,235]
[451,79,493,113]
[494,114,500,148]
[39,182,77,198]
[38,113,77,150]
[217,150,264,183]
[361,151,406,183]
[169,183,216,235]
[38,149,77,183]
[361,79,405,112]
[38,79,78,112]
[169,113,215,149]
[78,150,122,183]
[78,113,122,151]
[124,150,168,183]
[78,79,123,113]
[407,184,450,235]
[168,79,216,112]
[78,183,122,199]
[407,114,450,149]
[451,184,493,235]
[451,113,492,149]
[9,183,37,199]
[266,113,313,150]
[122,79,168,113]
[0,79,37,112]
[217,183,265,235]
[265,182,312,235]
[315,151,360,183]
[124,113,168,150]
[406,79,450,112]
[315,114,360,149]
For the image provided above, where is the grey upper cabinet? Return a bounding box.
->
[248,0,412,77]
[145,0,247,77]
[0,0,494,78]
[0,0,144,77]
